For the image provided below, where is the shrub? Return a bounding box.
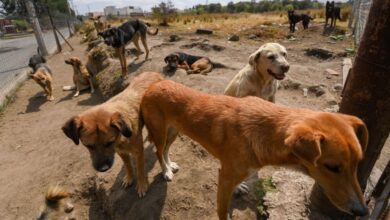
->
[14,19,29,31]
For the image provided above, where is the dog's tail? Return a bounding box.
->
[212,61,236,70]
[45,185,70,209]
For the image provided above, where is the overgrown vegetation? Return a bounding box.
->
[0,0,73,18]
[151,0,177,26]
[255,177,276,219]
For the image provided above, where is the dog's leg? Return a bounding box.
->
[164,127,179,173]
[116,47,127,76]
[135,138,148,197]
[45,79,54,101]
[217,166,248,220]
[89,78,95,94]
[140,36,150,60]
[132,34,141,60]
[74,80,80,97]
[198,64,213,75]
[118,153,134,188]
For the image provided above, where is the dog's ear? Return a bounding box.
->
[62,116,82,145]
[164,56,169,64]
[249,48,262,66]
[110,112,132,138]
[285,124,324,166]
[177,53,185,62]
[107,24,111,28]
[344,116,369,152]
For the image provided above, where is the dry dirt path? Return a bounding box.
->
[0,26,388,219]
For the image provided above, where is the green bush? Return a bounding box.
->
[14,19,29,31]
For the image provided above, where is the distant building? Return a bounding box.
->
[104,6,144,17]
[87,11,105,17]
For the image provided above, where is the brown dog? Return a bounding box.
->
[62,72,164,197]
[28,54,54,101]
[90,15,107,33]
[141,80,369,219]
[164,52,213,75]
[64,57,95,97]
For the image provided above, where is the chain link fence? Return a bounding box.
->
[0,6,77,107]
[350,0,373,45]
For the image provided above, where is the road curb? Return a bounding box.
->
[0,69,28,109]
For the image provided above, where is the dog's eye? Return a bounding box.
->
[268,55,276,60]
[324,164,341,173]
[282,52,287,57]
[105,141,115,148]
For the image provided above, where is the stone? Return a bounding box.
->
[308,85,326,97]
[333,83,343,91]
[248,34,257,39]
[325,68,339,76]
[228,34,239,41]
[196,29,213,35]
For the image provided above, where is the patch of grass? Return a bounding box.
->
[0,82,23,113]
[254,177,276,218]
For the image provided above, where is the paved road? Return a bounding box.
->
[0,28,70,93]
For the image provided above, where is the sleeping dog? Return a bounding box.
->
[164,52,228,75]
[288,10,313,33]
[28,54,54,101]
[98,19,158,76]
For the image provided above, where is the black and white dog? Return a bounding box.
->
[98,19,158,76]
[288,10,313,33]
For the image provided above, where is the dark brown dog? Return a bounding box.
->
[62,72,164,197]
[164,52,213,75]
[141,80,369,219]
[64,57,94,97]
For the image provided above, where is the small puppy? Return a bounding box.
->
[224,43,289,102]
[28,54,54,101]
[36,185,75,220]
[164,52,214,75]
[62,72,164,197]
[64,57,94,97]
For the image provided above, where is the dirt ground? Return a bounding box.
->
[0,21,388,220]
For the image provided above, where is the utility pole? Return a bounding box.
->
[66,0,74,37]
[310,0,390,219]
[25,0,48,56]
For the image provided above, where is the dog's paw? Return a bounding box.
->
[234,183,250,196]
[47,96,55,101]
[136,182,148,198]
[170,162,180,173]
[163,170,174,181]
[90,89,95,94]
[121,175,134,188]
[73,92,79,97]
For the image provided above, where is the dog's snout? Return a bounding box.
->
[350,201,368,217]
[281,64,290,72]
[95,159,113,172]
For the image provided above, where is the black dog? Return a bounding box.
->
[288,10,313,33]
[164,52,231,75]
[325,1,341,28]
[98,19,158,76]
[28,54,52,74]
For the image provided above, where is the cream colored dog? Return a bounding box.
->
[224,43,289,102]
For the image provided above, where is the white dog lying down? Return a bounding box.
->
[224,42,290,194]
[224,42,290,102]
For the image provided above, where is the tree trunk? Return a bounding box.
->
[310,0,390,218]
[25,0,48,56]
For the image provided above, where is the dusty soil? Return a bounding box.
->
[0,22,388,220]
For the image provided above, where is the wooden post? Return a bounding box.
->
[25,0,48,56]
[310,0,390,218]
[46,4,62,52]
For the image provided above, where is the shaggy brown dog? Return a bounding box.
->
[62,72,164,197]
[36,186,75,220]
[141,80,369,219]
[64,57,95,97]
[90,15,107,33]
